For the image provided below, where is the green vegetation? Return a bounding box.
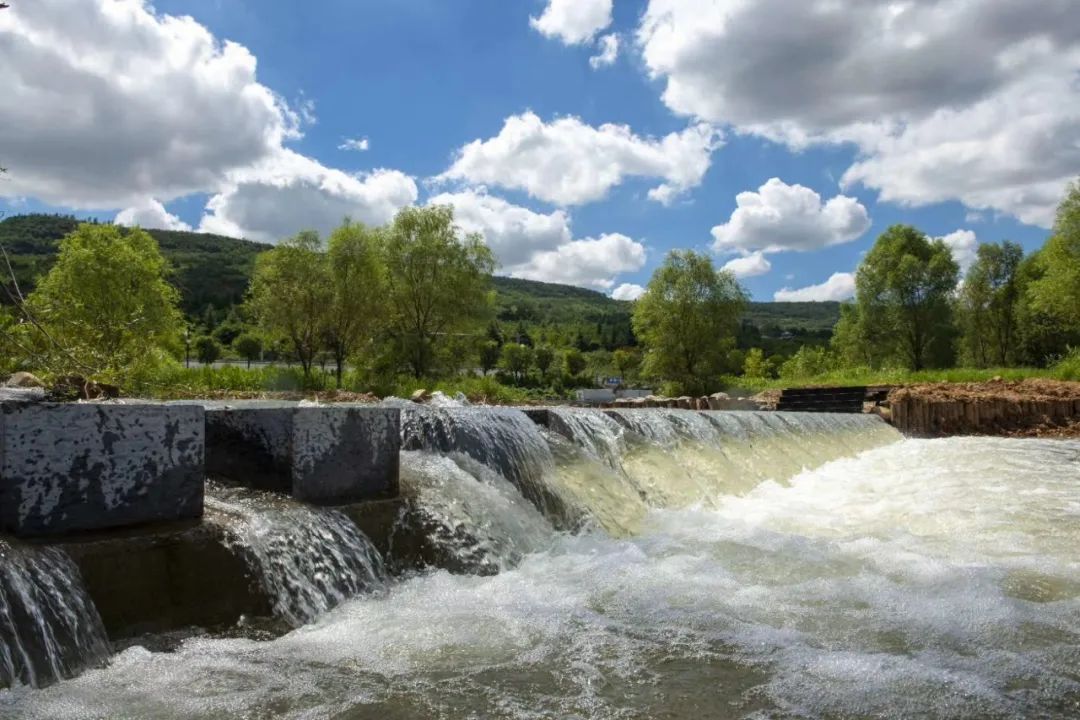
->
[2,178,1078,398]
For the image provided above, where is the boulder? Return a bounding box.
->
[696,396,709,410]
[4,372,44,388]
[410,388,432,404]
[677,396,694,409]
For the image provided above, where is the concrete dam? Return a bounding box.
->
[1,397,1078,718]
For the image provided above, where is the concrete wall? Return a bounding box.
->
[205,404,400,505]
[0,402,204,538]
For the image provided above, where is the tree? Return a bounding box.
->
[247,231,329,379]
[612,348,639,383]
[957,241,1024,367]
[563,348,587,377]
[478,340,501,376]
[382,206,496,378]
[499,343,534,383]
[24,223,183,380]
[1028,179,1080,334]
[534,345,555,379]
[325,220,386,387]
[854,225,959,370]
[632,250,748,395]
[743,348,768,378]
[234,333,263,369]
[194,336,221,366]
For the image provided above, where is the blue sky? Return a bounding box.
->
[2,0,1074,301]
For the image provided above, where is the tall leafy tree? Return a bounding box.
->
[24,223,183,380]
[325,220,386,387]
[1028,179,1080,334]
[632,250,748,396]
[957,241,1024,367]
[247,230,329,379]
[382,206,495,378]
[854,225,959,370]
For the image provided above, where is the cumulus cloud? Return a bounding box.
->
[636,0,1080,226]
[427,187,572,268]
[937,229,979,275]
[338,137,370,152]
[115,199,191,231]
[0,0,297,208]
[774,273,856,302]
[439,112,719,206]
[611,283,646,301]
[722,251,772,279]
[198,150,418,243]
[589,34,620,69]
[508,233,647,290]
[531,0,612,45]
[711,179,871,255]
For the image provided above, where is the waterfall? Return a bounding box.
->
[206,484,387,627]
[0,541,109,689]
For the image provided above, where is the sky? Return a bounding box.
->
[1,0,1077,302]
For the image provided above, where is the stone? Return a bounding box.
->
[205,404,400,505]
[4,372,44,388]
[410,389,431,404]
[0,402,204,538]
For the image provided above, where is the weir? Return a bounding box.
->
[0,400,902,692]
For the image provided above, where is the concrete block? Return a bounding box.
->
[0,402,204,538]
[205,404,400,505]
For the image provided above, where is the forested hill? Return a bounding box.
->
[0,213,840,337]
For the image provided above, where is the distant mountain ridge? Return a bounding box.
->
[0,213,840,333]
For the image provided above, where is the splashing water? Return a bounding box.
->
[0,542,108,689]
[206,484,387,627]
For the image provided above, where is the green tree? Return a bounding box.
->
[612,348,639,383]
[957,241,1024,367]
[632,250,748,395]
[479,340,501,376]
[247,230,329,379]
[854,225,960,370]
[1028,179,1080,333]
[499,342,534,383]
[563,348,587,378]
[23,223,183,380]
[382,206,496,378]
[743,348,768,378]
[325,220,386,387]
[194,336,221,366]
[234,333,263,369]
[534,345,555,379]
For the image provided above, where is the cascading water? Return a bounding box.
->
[6,408,1079,719]
[0,541,108,690]
[206,483,387,627]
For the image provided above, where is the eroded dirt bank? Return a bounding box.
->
[887,379,1080,437]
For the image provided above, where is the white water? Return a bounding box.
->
[4,431,1078,718]
[206,484,387,626]
[0,542,108,689]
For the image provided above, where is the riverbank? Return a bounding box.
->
[886,379,1080,437]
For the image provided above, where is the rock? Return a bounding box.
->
[677,396,694,409]
[4,372,44,388]
[410,389,431,404]
[696,397,709,410]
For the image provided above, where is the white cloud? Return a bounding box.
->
[589,34,620,69]
[115,198,191,231]
[338,137,370,152]
[611,283,646,301]
[508,233,647,290]
[636,0,1080,226]
[439,112,719,206]
[722,251,771,279]
[427,187,571,268]
[531,0,612,45]
[0,0,298,208]
[937,229,979,275]
[774,273,856,302]
[711,178,871,255]
[198,150,418,243]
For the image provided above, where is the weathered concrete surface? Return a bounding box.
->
[0,402,204,538]
[205,404,400,505]
[56,518,272,639]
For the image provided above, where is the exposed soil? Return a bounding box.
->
[889,378,1080,404]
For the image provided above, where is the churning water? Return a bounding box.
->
[2,409,1079,719]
